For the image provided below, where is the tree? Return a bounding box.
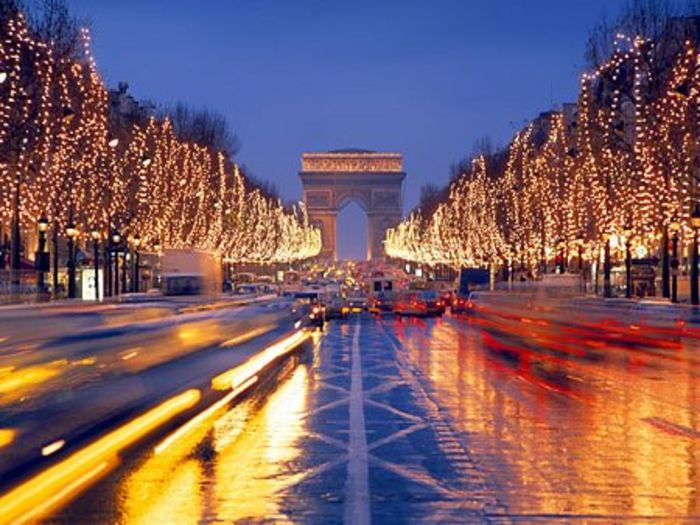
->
[418,183,445,216]
[585,0,675,67]
[163,101,241,158]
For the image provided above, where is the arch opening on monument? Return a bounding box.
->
[299,149,406,261]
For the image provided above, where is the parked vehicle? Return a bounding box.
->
[254,283,279,296]
[161,249,221,295]
[162,273,205,296]
[232,284,259,297]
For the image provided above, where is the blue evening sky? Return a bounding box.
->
[67,0,627,259]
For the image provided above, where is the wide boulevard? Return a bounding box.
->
[1,295,696,523]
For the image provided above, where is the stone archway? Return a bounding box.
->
[300,149,406,261]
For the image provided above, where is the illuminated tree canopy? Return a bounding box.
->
[386,31,700,270]
[0,13,320,263]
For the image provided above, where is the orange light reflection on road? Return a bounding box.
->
[0,428,16,449]
[396,306,700,517]
[0,388,201,524]
[0,360,67,403]
[115,365,309,523]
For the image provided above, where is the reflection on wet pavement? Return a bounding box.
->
[388,313,700,520]
[54,308,700,522]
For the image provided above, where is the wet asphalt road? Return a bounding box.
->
[51,310,700,523]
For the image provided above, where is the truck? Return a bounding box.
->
[458,268,490,296]
[160,249,222,296]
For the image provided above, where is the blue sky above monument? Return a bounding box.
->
[67,0,627,257]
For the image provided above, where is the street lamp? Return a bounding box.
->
[624,224,633,299]
[670,218,681,303]
[111,229,121,296]
[91,228,101,301]
[132,233,141,293]
[108,137,119,149]
[36,214,49,295]
[153,238,162,290]
[691,204,700,306]
[576,231,585,292]
[603,232,612,298]
[66,220,78,299]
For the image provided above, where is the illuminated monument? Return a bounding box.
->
[300,149,406,260]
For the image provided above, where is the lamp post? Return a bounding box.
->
[52,220,59,298]
[111,229,121,296]
[624,225,633,299]
[670,218,680,303]
[36,215,49,294]
[153,239,162,290]
[603,234,612,298]
[132,233,141,293]
[91,228,100,301]
[691,205,700,306]
[66,220,78,299]
[105,233,112,297]
[576,231,585,292]
[662,227,670,298]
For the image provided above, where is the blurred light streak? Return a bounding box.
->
[0,388,201,524]
[41,439,66,457]
[121,349,141,360]
[212,365,309,521]
[154,375,258,455]
[0,360,68,402]
[0,428,16,448]
[219,324,274,348]
[211,330,309,391]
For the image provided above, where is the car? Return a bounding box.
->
[293,290,327,329]
[440,289,454,307]
[421,290,445,315]
[324,292,350,318]
[368,291,395,314]
[232,284,259,297]
[254,283,279,296]
[347,293,367,312]
[451,294,469,314]
[394,292,425,316]
[394,290,444,317]
[451,291,478,315]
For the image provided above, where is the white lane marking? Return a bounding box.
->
[344,320,371,525]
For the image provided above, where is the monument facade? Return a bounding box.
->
[299,149,406,260]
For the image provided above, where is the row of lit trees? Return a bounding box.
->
[0,12,320,287]
[386,31,700,301]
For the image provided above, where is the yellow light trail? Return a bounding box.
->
[211,330,309,391]
[0,389,201,525]
[219,324,275,348]
[0,428,16,449]
[154,375,259,455]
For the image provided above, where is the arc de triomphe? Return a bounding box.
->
[299,149,405,260]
